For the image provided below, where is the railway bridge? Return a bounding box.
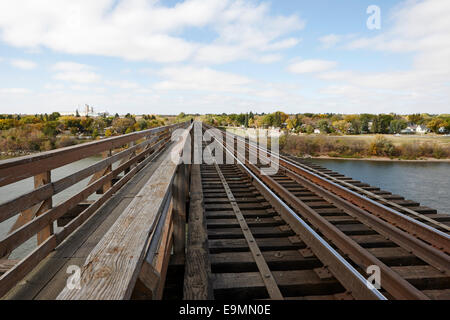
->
[0,121,449,300]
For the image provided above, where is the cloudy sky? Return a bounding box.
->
[0,0,449,115]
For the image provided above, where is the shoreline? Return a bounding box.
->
[307,155,450,163]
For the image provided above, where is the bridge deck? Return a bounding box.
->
[1,121,448,300]
[3,145,172,300]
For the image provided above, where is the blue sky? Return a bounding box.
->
[0,0,449,115]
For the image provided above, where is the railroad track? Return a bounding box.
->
[283,155,450,233]
[191,123,450,300]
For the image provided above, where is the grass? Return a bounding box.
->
[224,128,450,160]
[282,134,449,160]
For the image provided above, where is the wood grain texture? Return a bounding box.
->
[0,123,187,187]
[0,259,19,273]
[2,142,170,300]
[56,125,191,300]
[183,165,214,300]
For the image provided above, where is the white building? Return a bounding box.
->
[416,125,429,134]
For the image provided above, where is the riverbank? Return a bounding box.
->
[307,155,450,163]
[309,158,450,214]
[282,134,450,161]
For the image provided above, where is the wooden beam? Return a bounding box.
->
[0,129,170,224]
[132,199,174,300]
[101,150,113,194]
[0,129,181,299]
[0,138,169,257]
[172,164,186,258]
[183,164,214,300]
[0,259,19,274]
[35,171,54,245]
[132,261,160,300]
[56,126,191,300]
[0,122,187,187]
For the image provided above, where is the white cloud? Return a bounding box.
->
[0,88,31,94]
[51,62,101,84]
[256,54,283,64]
[105,80,140,89]
[0,0,304,64]
[10,59,37,69]
[287,59,337,74]
[44,83,65,90]
[311,0,450,114]
[319,34,341,48]
[154,66,251,93]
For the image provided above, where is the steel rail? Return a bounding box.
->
[283,155,450,232]
[213,162,284,300]
[204,124,450,299]
[215,126,450,253]
[238,142,450,274]
[203,125,386,300]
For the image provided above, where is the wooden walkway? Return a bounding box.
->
[0,122,191,300]
[5,144,172,299]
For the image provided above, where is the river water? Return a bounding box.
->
[311,159,450,214]
[0,156,101,259]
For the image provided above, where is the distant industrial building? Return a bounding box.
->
[58,104,109,117]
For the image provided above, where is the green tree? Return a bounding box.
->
[390,119,407,133]
[318,119,330,133]
[408,114,423,124]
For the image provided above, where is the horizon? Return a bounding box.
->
[0,0,449,115]
[2,111,450,117]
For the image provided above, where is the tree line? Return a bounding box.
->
[199,112,450,134]
[0,112,168,155]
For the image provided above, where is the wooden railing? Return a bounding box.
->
[57,123,193,299]
[0,121,190,298]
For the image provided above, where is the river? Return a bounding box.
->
[310,159,450,214]
[0,156,101,259]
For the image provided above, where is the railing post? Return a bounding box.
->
[172,164,186,259]
[35,171,53,245]
[124,141,135,174]
[102,149,113,193]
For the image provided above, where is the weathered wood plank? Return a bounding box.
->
[0,259,19,273]
[172,164,187,257]
[208,238,305,253]
[6,144,170,300]
[213,270,342,299]
[0,138,170,257]
[210,250,321,272]
[0,130,167,224]
[0,128,180,299]
[35,171,54,245]
[183,165,214,300]
[0,123,186,187]
[56,125,191,300]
